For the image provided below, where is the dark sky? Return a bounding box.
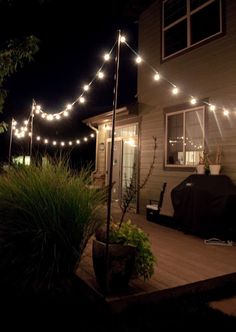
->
[0,0,141,164]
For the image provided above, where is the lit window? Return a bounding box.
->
[165,106,205,167]
[162,0,222,59]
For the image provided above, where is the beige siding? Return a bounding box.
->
[138,0,236,213]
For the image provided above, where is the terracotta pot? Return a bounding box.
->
[196,164,205,174]
[92,239,136,293]
[209,164,221,175]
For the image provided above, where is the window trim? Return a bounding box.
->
[162,0,223,61]
[164,104,206,170]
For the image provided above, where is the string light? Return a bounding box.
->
[172,87,179,95]
[120,35,126,43]
[154,73,160,81]
[124,40,233,116]
[12,33,233,150]
[135,56,142,64]
[32,40,117,121]
[12,121,95,148]
[190,97,197,105]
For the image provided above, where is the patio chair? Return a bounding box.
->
[146,182,167,222]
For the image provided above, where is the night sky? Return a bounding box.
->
[0,0,143,166]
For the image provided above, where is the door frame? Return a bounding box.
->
[105,137,123,202]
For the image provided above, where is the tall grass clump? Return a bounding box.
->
[0,160,106,296]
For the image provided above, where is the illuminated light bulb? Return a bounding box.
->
[12,126,16,130]
[98,71,104,79]
[36,105,41,111]
[83,84,89,91]
[76,140,80,144]
[24,120,28,125]
[56,114,61,120]
[223,109,229,116]
[61,142,65,146]
[47,114,53,121]
[28,132,32,137]
[104,53,110,61]
[23,127,28,132]
[35,109,40,114]
[120,36,126,43]
[79,96,85,103]
[36,136,41,141]
[66,104,72,110]
[135,56,142,64]
[12,120,17,126]
[20,127,24,131]
[154,73,160,81]
[63,111,69,117]
[69,141,72,146]
[44,139,48,144]
[41,114,46,118]
[190,98,197,105]
[90,133,95,138]
[84,137,88,142]
[172,87,179,95]
[53,141,57,146]
[209,104,216,111]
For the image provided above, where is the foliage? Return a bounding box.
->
[0,35,39,131]
[109,220,155,280]
[96,136,157,281]
[199,150,210,172]
[0,160,106,295]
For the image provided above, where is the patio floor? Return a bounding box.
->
[75,211,236,312]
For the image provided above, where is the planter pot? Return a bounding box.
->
[92,239,136,293]
[209,164,221,175]
[196,164,205,174]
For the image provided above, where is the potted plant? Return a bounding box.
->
[0,160,106,297]
[196,151,209,174]
[92,138,157,293]
[209,145,222,175]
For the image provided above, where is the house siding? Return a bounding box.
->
[138,0,236,213]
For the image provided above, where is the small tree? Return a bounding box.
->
[119,136,157,226]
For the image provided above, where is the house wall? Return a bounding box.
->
[138,0,236,213]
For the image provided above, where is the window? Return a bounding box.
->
[162,0,222,59]
[165,106,205,168]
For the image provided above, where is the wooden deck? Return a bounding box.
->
[75,212,236,312]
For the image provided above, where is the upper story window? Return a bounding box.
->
[165,106,205,168]
[162,0,223,60]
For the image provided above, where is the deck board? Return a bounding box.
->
[76,211,236,312]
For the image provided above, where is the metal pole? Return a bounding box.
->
[105,30,121,294]
[8,117,14,165]
[29,99,36,164]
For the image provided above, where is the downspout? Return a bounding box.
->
[87,123,99,178]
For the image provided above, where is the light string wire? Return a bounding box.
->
[11,33,232,151]
[124,40,230,115]
[33,40,117,120]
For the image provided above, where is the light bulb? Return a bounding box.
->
[104,53,110,61]
[154,73,160,81]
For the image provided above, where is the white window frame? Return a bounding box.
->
[164,105,205,168]
[162,0,223,60]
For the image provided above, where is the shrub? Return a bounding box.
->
[0,161,106,296]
